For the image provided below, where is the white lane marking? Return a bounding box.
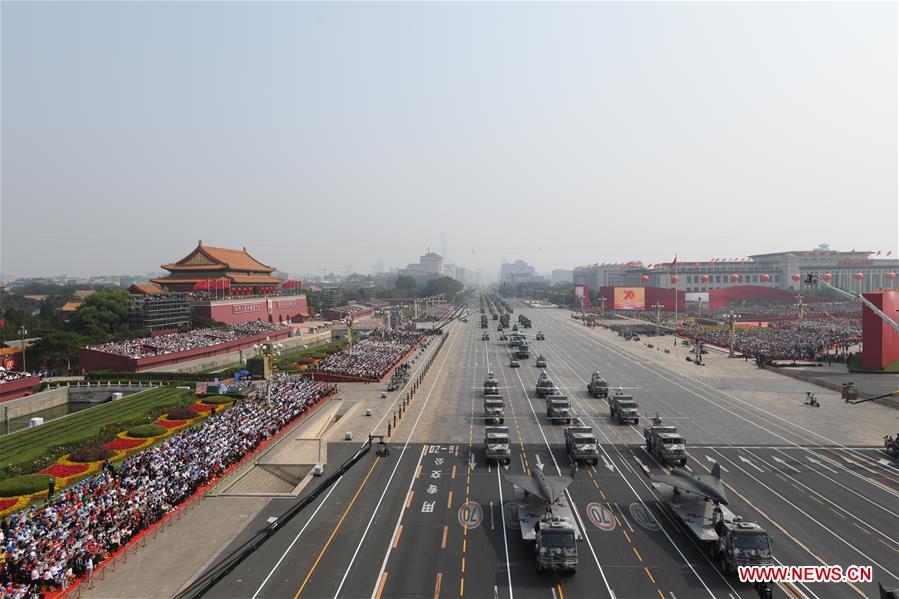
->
[601,455,615,472]
[738,454,765,473]
[250,475,344,599]
[555,315,899,497]
[772,456,801,474]
[806,456,837,473]
[497,468,514,599]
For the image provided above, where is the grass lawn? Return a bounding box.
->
[0,386,192,474]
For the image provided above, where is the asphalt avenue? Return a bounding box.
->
[204,302,899,599]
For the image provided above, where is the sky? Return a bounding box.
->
[1,1,896,279]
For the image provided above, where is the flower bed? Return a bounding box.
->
[40,463,90,478]
[126,424,167,438]
[104,437,148,451]
[153,419,188,429]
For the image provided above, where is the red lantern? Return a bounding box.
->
[730,274,740,283]
[791,274,801,282]
[854,272,864,281]
[640,275,650,283]
[822,273,832,282]
[887,272,897,281]
[671,275,679,283]
[760,274,770,282]
[700,274,710,283]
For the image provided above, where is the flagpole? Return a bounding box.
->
[674,256,678,324]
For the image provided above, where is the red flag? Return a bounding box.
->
[877,250,881,255]
[671,255,678,267]
[0,319,4,329]
[888,250,893,256]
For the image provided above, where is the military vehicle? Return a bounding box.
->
[586,371,609,398]
[481,332,490,341]
[648,464,773,575]
[609,393,639,425]
[535,354,547,368]
[500,314,510,327]
[512,324,519,332]
[497,324,504,332]
[484,395,505,425]
[387,379,400,392]
[536,371,555,397]
[517,342,531,359]
[885,434,899,459]
[484,426,511,465]
[500,333,508,341]
[510,357,521,368]
[545,394,572,424]
[484,373,499,396]
[504,467,581,574]
[535,331,545,341]
[644,415,687,466]
[564,420,599,466]
[481,315,488,329]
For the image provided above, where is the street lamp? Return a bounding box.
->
[650,302,664,336]
[254,340,284,381]
[723,313,740,358]
[18,326,27,372]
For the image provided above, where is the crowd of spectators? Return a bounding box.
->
[316,329,424,380]
[707,301,861,318]
[0,377,335,597]
[0,371,34,386]
[680,320,861,361]
[86,321,288,359]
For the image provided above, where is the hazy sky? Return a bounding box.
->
[2,1,896,278]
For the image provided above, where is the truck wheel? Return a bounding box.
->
[634,419,639,425]
[680,459,687,467]
[719,554,728,573]
[593,458,599,466]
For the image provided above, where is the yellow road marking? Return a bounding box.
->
[829,507,846,519]
[392,524,403,549]
[447,491,453,509]
[852,522,869,535]
[463,538,467,553]
[459,577,464,596]
[600,489,606,499]
[556,583,565,599]
[434,572,442,599]
[294,458,379,598]
[374,572,388,599]
[880,538,899,554]
[622,529,631,543]
[452,465,456,479]
[441,525,448,548]
[656,590,665,599]
[633,547,643,562]
[416,465,422,479]
[406,491,414,508]
[644,566,655,583]
[461,557,465,572]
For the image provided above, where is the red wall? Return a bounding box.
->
[862,291,899,371]
[707,286,819,311]
[0,376,40,403]
[79,328,292,373]
[193,294,310,325]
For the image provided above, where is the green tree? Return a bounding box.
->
[421,277,463,298]
[70,289,129,340]
[28,330,88,373]
[395,276,418,293]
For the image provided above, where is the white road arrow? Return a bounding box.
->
[705,455,728,472]
[469,452,477,471]
[806,456,836,473]
[535,454,545,471]
[773,456,801,473]
[601,455,615,472]
[738,455,764,473]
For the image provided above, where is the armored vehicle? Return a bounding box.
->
[481,332,490,341]
[564,421,599,466]
[535,354,547,368]
[481,315,488,329]
[484,373,499,396]
[510,358,521,368]
[644,415,687,466]
[484,426,511,465]
[586,371,609,398]
[484,396,505,425]
[517,342,531,359]
[536,371,555,397]
[609,393,639,425]
[535,331,545,341]
[545,394,572,424]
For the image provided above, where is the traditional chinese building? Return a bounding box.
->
[151,241,285,293]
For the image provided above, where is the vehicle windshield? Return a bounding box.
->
[619,402,637,409]
[541,531,576,549]
[662,437,684,445]
[734,532,770,550]
[579,436,597,445]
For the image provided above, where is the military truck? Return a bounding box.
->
[505,468,581,574]
[484,395,505,425]
[535,331,545,341]
[651,465,773,576]
[484,426,511,465]
[609,393,639,425]
[481,332,490,341]
[564,421,599,466]
[536,371,555,397]
[517,342,530,359]
[510,357,521,368]
[484,373,499,396]
[481,315,488,329]
[546,394,572,424]
[586,371,609,398]
[644,415,687,466]
[535,354,547,368]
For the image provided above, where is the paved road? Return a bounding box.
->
[204,300,899,599]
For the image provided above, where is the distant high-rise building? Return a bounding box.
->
[499,260,536,284]
[374,257,385,274]
[551,269,573,284]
